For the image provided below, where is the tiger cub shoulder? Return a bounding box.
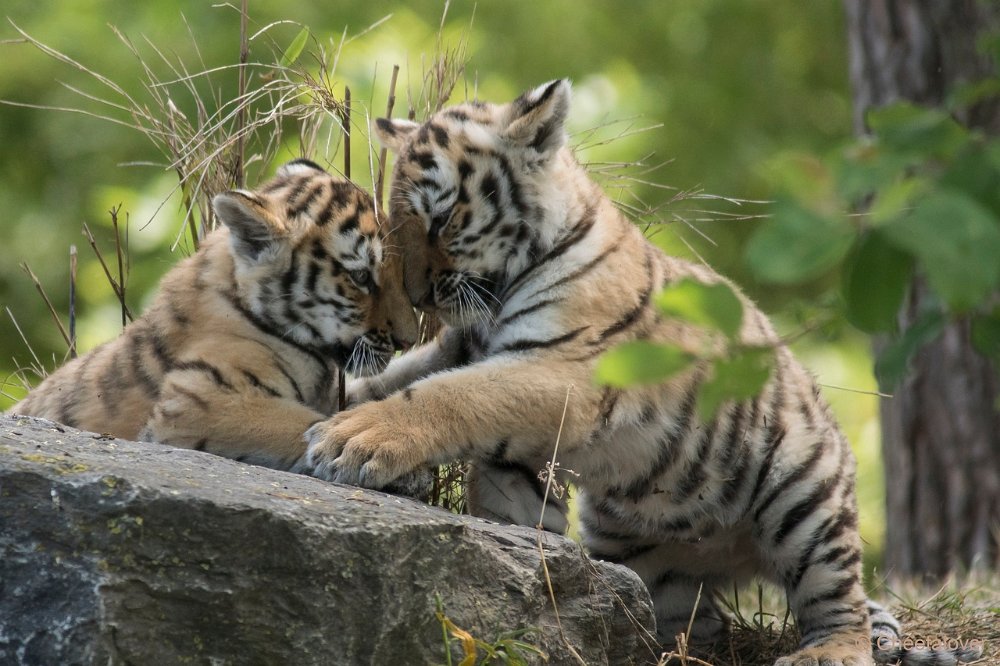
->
[10,159,416,471]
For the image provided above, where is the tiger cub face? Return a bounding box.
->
[373,81,571,327]
[213,159,416,375]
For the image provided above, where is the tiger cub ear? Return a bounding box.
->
[276,157,326,178]
[503,79,571,155]
[373,117,421,153]
[213,191,285,261]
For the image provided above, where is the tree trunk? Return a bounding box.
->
[843,0,1000,581]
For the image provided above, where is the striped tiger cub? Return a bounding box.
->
[10,159,417,472]
[304,83,981,665]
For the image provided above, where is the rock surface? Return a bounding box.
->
[0,414,657,665]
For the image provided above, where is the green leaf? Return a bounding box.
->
[882,189,1000,312]
[940,141,1000,220]
[835,141,913,204]
[868,177,930,226]
[697,347,774,422]
[280,27,310,68]
[867,102,969,160]
[875,310,946,389]
[655,278,744,339]
[759,151,834,205]
[841,230,913,334]
[971,307,1000,363]
[594,341,695,388]
[745,198,854,284]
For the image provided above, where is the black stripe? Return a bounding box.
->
[275,363,305,403]
[612,378,699,501]
[496,325,589,354]
[339,206,361,235]
[412,151,437,171]
[491,153,527,218]
[534,228,627,298]
[797,577,862,616]
[746,370,787,509]
[672,417,719,503]
[593,247,654,343]
[753,442,825,523]
[150,332,174,371]
[287,181,324,217]
[497,297,561,327]
[429,123,449,148]
[174,360,234,391]
[219,288,329,370]
[501,203,597,300]
[596,387,620,429]
[587,542,658,564]
[128,328,161,399]
[772,470,842,547]
[170,384,210,411]
[241,370,282,398]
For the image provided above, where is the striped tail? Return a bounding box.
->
[869,600,984,665]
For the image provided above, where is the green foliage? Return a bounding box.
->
[696,346,773,422]
[882,189,1000,312]
[745,198,854,284]
[874,310,946,389]
[748,86,1000,388]
[594,340,695,388]
[655,278,743,339]
[841,230,912,334]
[596,279,775,421]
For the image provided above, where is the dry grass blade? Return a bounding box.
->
[69,245,78,359]
[409,1,473,118]
[375,64,401,207]
[6,307,47,382]
[108,205,130,328]
[81,223,135,324]
[337,86,352,413]
[234,0,249,189]
[535,386,587,666]
[19,263,73,353]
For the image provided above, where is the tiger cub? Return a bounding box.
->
[304,83,980,665]
[10,159,417,472]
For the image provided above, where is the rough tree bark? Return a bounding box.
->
[843,0,1000,580]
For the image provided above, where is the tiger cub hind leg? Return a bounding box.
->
[466,462,570,533]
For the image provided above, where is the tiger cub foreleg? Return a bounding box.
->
[306,358,597,490]
[346,327,473,405]
[141,370,327,471]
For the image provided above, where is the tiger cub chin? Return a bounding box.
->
[305,83,980,666]
[9,159,417,472]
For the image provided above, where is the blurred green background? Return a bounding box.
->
[0,1,884,564]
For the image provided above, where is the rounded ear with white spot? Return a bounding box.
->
[373,117,421,153]
[276,158,327,178]
[503,79,571,155]
[213,191,285,261]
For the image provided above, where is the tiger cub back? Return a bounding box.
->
[10,159,417,471]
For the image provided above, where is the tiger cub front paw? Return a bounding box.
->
[304,400,425,490]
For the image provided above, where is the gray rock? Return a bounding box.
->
[0,414,657,665]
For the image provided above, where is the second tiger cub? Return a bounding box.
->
[10,159,417,471]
